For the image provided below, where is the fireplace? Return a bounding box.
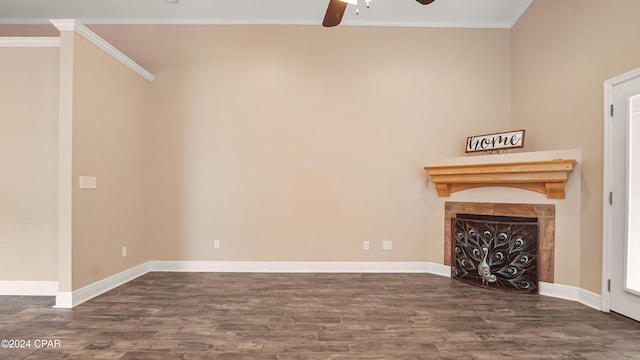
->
[445,202,555,288]
[424,152,578,292]
[452,213,539,293]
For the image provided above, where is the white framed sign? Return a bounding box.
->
[466,130,525,153]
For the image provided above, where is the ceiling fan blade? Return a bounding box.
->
[323,0,348,27]
[415,0,435,4]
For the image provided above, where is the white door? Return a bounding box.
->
[606,72,640,322]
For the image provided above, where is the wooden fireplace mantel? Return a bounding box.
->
[424,159,577,199]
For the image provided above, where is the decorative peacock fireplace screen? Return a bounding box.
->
[452,214,539,294]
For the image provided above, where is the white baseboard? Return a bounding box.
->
[54,292,72,309]
[423,262,452,277]
[27,261,601,311]
[578,288,602,310]
[54,262,151,309]
[0,280,57,296]
[539,281,602,310]
[149,261,451,275]
[51,261,448,308]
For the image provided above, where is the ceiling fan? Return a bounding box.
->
[322,0,436,27]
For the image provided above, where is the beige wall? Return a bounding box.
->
[0,46,59,281]
[70,33,151,289]
[147,26,512,262]
[7,0,635,296]
[511,0,640,293]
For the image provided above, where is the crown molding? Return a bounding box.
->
[49,18,76,31]
[50,19,155,82]
[0,18,517,29]
[0,37,60,47]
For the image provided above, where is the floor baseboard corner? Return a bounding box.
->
[539,281,602,311]
[69,262,150,308]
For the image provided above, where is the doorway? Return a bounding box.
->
[603,68,640,322]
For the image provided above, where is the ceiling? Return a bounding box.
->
[0,0,532,28]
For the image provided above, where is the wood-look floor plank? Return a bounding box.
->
[0,272,639,359]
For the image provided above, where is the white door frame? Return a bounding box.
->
[602,66,640,312]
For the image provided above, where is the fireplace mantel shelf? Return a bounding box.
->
[424,159,577,199]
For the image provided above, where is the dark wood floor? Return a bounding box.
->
[1,272,640,359]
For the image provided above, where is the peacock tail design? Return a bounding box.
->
[453,214,538,294]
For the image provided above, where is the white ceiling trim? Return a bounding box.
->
[50,19,155,82]
[0,18,517,29]
[0,0,533,29]
[50,18,77,31]
[0,37,60,47]
[341,19,517,29]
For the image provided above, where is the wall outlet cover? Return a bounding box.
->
[79,176,97,189]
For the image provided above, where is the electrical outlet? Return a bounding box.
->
[79,176,97,189]
[363,241,370,250]
[383,241,392,250]
[214,240,220,249]
[122,246,127,257]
